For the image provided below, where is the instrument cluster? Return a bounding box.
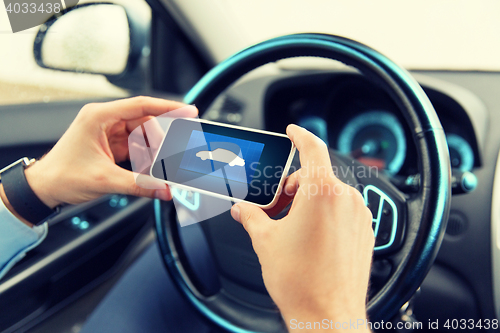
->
[265,73,479,176]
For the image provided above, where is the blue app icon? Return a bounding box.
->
[178,130,264,184]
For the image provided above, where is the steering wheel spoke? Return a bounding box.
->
[332,151,408,255]
[360,174,407,256]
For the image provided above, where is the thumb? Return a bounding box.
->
[110,167,172,201]
[231,202,272,237]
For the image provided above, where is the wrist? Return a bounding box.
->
[24,160,61,209]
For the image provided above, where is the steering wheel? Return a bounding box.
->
[155,33,451,332]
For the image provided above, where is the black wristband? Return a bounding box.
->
[1,161,57,225]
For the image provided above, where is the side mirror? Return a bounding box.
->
[33,3,149,90]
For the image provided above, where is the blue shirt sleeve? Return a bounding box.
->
[0,198,48,280]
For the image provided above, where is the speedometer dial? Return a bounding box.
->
[446,134,474,171]
[337,111,407,174]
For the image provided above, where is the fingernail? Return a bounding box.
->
[165,186,173,200]
[155,189,171,201]
[231,204,241,222]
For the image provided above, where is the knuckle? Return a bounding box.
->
[352,193,366,210]
[89,165,107,182]
[94,172,107,184]
[309,137,324,147]
[369,226,376,245]
[351,187,366,204]
[238,210,250,229]
[300,129,326,148]
[128,183,143,197]
[241,209,255,227]
[81,102,99,113]
[318,137,328,150]
[78,103,101,121]
[132,95,149,106]
[79,104,92,116]
[255,227,271,242]
[307,130,327,146]
[363,205,373,221]
[311,138,328,154]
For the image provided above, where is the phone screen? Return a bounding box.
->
[150,119,294,206]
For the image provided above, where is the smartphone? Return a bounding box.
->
[150,118,296,208]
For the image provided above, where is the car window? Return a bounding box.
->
[0,0,150,106]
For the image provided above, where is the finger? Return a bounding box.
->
[125,115,155,134]
[263,170,299,217]
[286,124,332,169]
[159,105,198,119]
[127,105,198,158]
[109,167,172,200]
[97,96,197,121]
[126,116,165,164]
[231,202,272,237]
[124,105,197,135]
[141,115,168,153]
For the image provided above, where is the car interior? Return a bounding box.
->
[0,1,499,332]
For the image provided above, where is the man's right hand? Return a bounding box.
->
[231,124,375,331]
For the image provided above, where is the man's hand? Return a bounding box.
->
[231,124,375,330]
[22,96,196,210]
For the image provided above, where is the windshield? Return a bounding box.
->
[171,0,500,71]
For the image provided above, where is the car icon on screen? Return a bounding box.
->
[196,148,245,167]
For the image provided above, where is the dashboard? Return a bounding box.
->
[263,73,482,177]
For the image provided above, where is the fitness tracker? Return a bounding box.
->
[0,157,59,225]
